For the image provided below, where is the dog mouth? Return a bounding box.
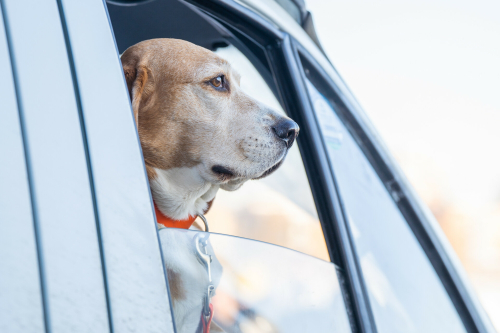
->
[211,156,284,181]
[252,146,290,180]
[252,158,285,180]
[211,165,237,182]
[212,142,290,182]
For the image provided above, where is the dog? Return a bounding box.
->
[121,38,299,333]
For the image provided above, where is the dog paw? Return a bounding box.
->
[157,223,166,230]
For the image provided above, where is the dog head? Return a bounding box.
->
[121,39,299,219]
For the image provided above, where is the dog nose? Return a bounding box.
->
[272,119,299,147]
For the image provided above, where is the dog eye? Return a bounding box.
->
[209,76,223,88]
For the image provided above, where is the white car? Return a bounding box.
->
[0,0,495,332]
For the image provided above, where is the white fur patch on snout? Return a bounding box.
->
[151,166,219,220]
[240,134,286,164]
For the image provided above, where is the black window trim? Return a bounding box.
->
[293,39,486,333]
[275,34,377,333]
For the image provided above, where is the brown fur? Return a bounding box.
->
[122,39,232,178]
[121,38,290,188]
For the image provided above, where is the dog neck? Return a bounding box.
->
[150,166,219,221]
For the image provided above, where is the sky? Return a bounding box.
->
[306,0,500,211]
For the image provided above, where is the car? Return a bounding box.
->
[0,0,496,332]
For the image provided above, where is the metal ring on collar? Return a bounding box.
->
[199,214,209,233]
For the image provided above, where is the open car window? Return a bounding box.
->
[105,1,350,331]
[107,0,329,261]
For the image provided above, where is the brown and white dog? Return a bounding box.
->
[121,39,298,333]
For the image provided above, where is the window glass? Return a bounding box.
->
[159,228,351,333]
[305,77,467,332]
[201,45,329,261]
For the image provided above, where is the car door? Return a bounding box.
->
[0,0,175,332]
[0,1,110,331]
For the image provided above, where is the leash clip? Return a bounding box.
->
[203,285,215,316]
[195,233,212,282]
[194,215,215,332]
[194,214,212,281]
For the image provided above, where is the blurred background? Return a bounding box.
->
[306,0,500,329]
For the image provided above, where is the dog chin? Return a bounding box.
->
[252,147,288,180]
[252,158,285,180]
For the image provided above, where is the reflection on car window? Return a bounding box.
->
[305,78,467,332]
[159,228,351,333]
[202,45,329,261]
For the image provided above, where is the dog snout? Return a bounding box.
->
[272,118,299,147]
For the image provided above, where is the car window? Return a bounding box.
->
[200,45,330,261]
[159,228,351,333]
[106,0,329,261]
[304,76,467,332]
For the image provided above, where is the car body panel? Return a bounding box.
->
[0,7,45,333]
[57,0,175,331]
[0,0,110,331]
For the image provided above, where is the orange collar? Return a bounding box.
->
[154,203,197,229]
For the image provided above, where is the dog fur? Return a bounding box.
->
[121,38,298,333]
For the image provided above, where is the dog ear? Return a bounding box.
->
[123,64,154,126]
